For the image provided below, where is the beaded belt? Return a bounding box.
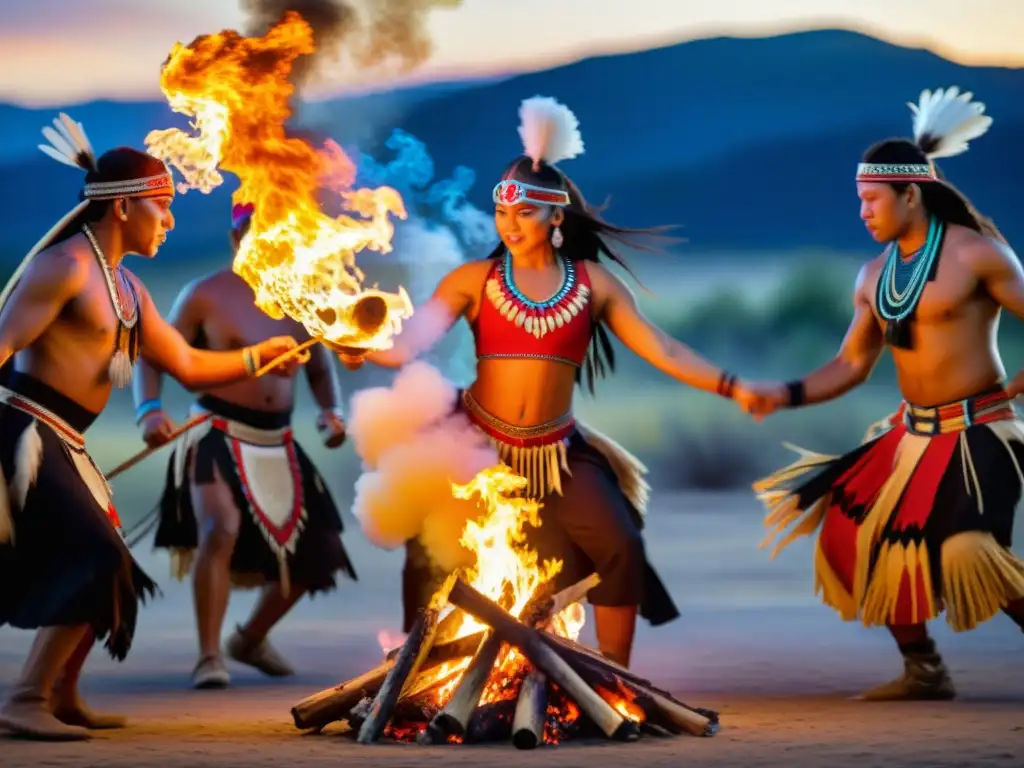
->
[461,390,573,498]
[903,390,1016,436]
[0,386,85,449]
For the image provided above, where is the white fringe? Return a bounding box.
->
[12,422,43,511]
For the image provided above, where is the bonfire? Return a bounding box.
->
[291,466,721,747]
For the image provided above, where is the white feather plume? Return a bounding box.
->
[517,96,584,168]
[37,112,96,171]
[908,86,993,159]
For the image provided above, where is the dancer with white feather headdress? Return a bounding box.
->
[0,120,304,740]
[747,87,1024,700]
[338,96,764,667]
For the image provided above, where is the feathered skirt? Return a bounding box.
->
[0,372,157,660]
[755,387,1024,631]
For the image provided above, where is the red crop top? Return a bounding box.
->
[473,255,593,367]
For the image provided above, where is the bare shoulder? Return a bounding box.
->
[440,258,495,292]
[951,224,1020,274]
[30,236,92,291]
[583,260,631,296]
[854,253,886,299]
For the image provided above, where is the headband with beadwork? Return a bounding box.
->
[83,172,175,200]
[492,179,570,207]
[855,163,937,183]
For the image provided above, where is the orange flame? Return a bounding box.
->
[145,12,411,349]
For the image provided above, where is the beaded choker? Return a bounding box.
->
[875,215,945,349]
[484,252,590,339]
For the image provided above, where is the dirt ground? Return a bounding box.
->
[1,496,1021,766]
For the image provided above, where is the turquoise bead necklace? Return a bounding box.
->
[875,214,944,349]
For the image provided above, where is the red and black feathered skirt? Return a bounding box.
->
[755,387,1024,631]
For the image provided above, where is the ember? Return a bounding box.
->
[291,468,720,748]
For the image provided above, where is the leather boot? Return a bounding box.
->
[856,649,957,701]
[0,626,91,740]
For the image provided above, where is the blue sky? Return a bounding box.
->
[2,0,1021,106]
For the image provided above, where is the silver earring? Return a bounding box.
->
[551,226,564,248]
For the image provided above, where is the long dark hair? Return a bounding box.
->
[862,138,1004,242]
[488,155,677,393]
[50,147,170,247]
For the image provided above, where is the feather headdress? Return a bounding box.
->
[517,96,585,171]
[909,86,993,159]
[37,112,97,172]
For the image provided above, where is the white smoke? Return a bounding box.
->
[354,128,495,381]
[348,360,499,571]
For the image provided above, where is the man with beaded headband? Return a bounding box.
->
[132,201,357,690]
[340,96,763,667]
[0,114,304,741]
[748,87,1024,700]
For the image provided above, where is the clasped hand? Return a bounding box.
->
[730,379,789,422]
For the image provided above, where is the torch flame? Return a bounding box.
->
[145,12,412,349]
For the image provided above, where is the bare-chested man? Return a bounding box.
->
[134,202,356,689]
[749,87,1024,701]
[0,117,303,741]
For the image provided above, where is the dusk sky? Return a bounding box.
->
[2,0,1021,106]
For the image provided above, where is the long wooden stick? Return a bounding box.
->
[105,338,318,480]
[448,579,639,742]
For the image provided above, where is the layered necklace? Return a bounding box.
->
[82,224,140,388]
[485,250,590,338]
[875,214,944,349]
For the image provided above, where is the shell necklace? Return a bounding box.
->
[82,224,139,388]
[485,251,590,338]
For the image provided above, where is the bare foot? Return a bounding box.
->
[0,695,91,741]
[51,692,127,729]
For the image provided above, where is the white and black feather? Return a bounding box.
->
[909,86,993,159]
[37,112,96,171]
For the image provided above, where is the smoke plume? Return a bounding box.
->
[241,0,463,88]
[349,361,499,571]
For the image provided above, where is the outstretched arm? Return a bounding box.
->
[354,265,474,369]
[129,273,302,391]
[762,263,885,410]
[589,264,737,396]
[0,249,88,368]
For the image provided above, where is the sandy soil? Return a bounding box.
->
[1,492,1021,765]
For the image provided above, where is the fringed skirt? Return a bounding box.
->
[402,389,679,632]
[153,395,356,597]
[0,373,157,661]
[755,388,1024,631]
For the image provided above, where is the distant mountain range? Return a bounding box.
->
[1,29,1021,264]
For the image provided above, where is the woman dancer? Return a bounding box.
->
[344,96,761,666]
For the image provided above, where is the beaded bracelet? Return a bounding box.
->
[786,380,806,407]
[716,371,737,399]
[135,398,162,424]
[242,347,258,376]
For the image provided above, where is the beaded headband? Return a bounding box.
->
[83,171,175,200]
[492,179,570,207]
[855,163,937,183]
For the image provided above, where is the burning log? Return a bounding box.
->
[357,573,458,744]
[448,578,640,742]
[420,572,601,744]
[290,630,483,731]
[511,666,547,750]
[423,632,503,742]
[539,632,718,737]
